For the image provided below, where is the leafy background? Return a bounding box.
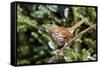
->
[17,3,97,65]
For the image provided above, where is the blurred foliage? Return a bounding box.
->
[17,3,97,65]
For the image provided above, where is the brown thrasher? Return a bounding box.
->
[46,19,86,46]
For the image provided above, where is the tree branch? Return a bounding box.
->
[48,24,96,63]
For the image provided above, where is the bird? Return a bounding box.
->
[46,19,86,47]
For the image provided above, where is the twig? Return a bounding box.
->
[76,13,93,26]
[48,24,96,63]
[69,18,86,34]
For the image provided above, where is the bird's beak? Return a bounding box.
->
[42,24,51,30]
[42,24,51,33]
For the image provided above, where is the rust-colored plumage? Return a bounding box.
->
[48,24,72,46]
[47,19,85,46]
